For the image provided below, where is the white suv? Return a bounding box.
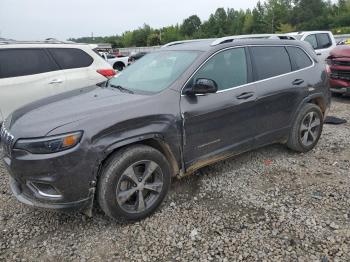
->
[0,40,115,124]
[285,31,337,62]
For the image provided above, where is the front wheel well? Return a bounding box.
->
[97,139,180,179]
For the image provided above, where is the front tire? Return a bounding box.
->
[98,145,171,222]
[287,103,323,153]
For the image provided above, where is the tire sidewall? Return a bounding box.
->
[99,147,171,221]
[296,105,323,152]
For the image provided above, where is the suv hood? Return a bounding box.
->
[9,86,149,138]
[330,46,350,58]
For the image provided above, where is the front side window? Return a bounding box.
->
[190,48,248,91]
[316,33,332,49]
[304,35,318,49]
[0,48,59,79]
[48,48,93,69]
[251,46,291,81]
[109,51,200,94]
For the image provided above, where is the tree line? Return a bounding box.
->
[69,0,350,48]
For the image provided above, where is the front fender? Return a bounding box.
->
[103,133,164,156]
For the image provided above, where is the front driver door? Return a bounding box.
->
[180,47,258,168]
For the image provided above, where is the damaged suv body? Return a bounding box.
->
[328,45,350,95]
[1,38,330,222]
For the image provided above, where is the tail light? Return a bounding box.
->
[97,69,116,78]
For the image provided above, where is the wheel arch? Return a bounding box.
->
[295,93,327,120]
[307,95,327,115]
[113,61,126,68]
[96,135,180,180]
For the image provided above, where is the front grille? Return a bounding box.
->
[0,125,15,156]
[330,69,350,81]
[333,60,350,67]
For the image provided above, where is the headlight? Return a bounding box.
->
[14,131,83,154]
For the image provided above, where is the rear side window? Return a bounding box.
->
[0,49,59,79]
[286,46,313,70]
[316,33,332,49]
[48,48,93,69]
[192,47,248,91]
[250,46,291,81]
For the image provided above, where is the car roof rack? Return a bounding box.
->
[211,34,296,46]
[162,39,214,48]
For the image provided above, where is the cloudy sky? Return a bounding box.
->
[0,0,262,40]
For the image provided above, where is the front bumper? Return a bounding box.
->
[10,177,93,212]
[1,144,97,214]
[330,86,350,95]
[329,77,350,95]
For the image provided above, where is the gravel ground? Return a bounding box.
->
[0,97,349,262]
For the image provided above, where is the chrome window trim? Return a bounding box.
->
[181,44,315,96]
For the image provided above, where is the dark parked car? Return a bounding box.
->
[327,45,350,95]
[0,38,330,222]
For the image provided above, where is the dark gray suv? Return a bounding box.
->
[0,38,330,222]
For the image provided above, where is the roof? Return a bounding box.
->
[285,31,332,36]
[0,38,87,46]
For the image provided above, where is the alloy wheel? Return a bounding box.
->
[116,160,164,214]
[299,111,321,147]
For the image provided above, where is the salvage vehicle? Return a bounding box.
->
[327,45,350,95]
[0,38,330,222]
[0,39,115,125]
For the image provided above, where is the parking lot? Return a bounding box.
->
[0,97,348,261]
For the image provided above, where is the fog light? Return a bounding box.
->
[28,182,62,198]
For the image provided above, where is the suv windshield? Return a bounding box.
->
[108,51,200,93]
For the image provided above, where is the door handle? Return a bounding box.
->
[292,79,304,85]
[236,92,254,100]
[49,79,63,84]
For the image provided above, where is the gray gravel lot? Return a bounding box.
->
[0,97,349,262]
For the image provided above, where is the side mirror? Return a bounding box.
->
[186,78,218,95]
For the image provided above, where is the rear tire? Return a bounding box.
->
[287,103,323,153]
[97,145,171,222]
[113,62,125,72]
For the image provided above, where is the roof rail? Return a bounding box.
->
[0,38,16,44]
[211,34,296,46]
[0,39,79,45]
[162,39,214,48]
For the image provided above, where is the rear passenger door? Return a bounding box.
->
[48,48,96,92]
[0,48,66,119]
[250,45,313,146]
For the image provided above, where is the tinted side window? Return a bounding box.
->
[316,33,332,49]
[304,35,318,49]
[286,46,313,70]
[192,48,248,91]
[250,46,291,80]
[48,48,93,69]
[0,49,59,79]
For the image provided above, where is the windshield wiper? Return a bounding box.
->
[109,84,134,94]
